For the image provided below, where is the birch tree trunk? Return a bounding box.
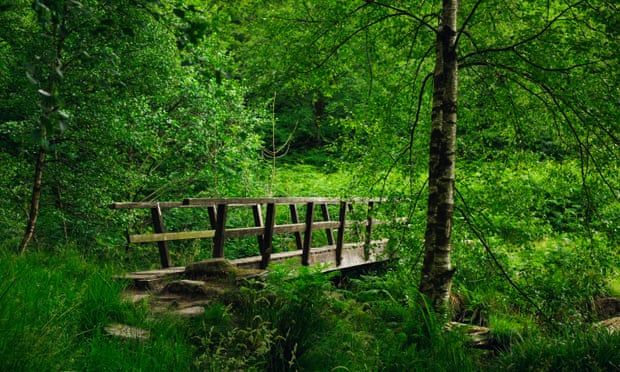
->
[419,0,459,311]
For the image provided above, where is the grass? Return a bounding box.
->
[0,249,195,371]
[1,238,618,371]
[1,157,619,370]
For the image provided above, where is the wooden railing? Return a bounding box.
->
[111,197,397,269]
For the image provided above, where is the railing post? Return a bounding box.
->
[151,203,171,268]
[336,201,347,266]
[261,203,276,269]
[213,203,227,258]
[365,201,375,260]
[252,204,265,255]
[289,204,303,250]
[320,203,335,245]
[207,205,217,229]
[302,202,314,266]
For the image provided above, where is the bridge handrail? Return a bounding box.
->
[111,197,401,269]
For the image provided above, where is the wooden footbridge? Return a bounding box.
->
[111,197,406,274]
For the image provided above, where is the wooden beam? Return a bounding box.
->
[336,201,347,266]
[365,201,374,260]
[289,204,303,250]
[302,202,314,266]
[129,230,215,243]
[261,203,276,269]
[151,204,171,268]
[110,202,184,209]
[320,203,335,245]
[213,204,227,258]
[252,204,265,254]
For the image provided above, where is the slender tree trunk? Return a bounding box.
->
[419,0,459,311]
[21,0,67,253]
[20,146,46,253]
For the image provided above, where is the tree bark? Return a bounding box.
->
[20,146,46,253]
[419,0,459,311]
[21,0,67,253]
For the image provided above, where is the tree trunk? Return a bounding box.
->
[419,0,459,311]
[21,0,68,253]
[20,146,46,253]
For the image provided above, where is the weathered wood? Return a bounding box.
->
[289,204,303,250]
[336,201,347,266]
[128,223,344,244]
[213,204,227,258]
[113,198,390,210]
[184,197,344,206]
[129,230,216,243]
[302,202,314,266]
[320,204,335,245]
[151,204,171,268]
[252,204,265,253]
[261,203,276,269]
[114,197,402,269]
[207,206,217,229]
[111,202,185,209]
[365,201,374,260]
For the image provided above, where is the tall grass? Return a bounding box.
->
[494,329,620,371]
[0,248,194,371]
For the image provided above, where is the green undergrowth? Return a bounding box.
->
[0,249,194,371]
[1,242,619,371]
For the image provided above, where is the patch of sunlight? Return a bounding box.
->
[607,277,620,297]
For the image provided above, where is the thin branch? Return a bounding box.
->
[459,0,586,64]
[454,0,485,48]
[454,189,556,326]
[371,1,437,33]
[306,12,414,73]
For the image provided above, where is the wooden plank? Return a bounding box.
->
[289,204,303,250]
[224,226,266,238]
[213,204,227,258]
[261,203,276,269]
[252,204,265,254]
[320,204,335,245]
[113,198,389,210]
[270,221,340,235]
[302,202,314,266]
[207,206,217,229]
[110,202,184,209]
[127,222,342,244]
[129,230,215,243]
[336,201,347,266]
[365,201,374,260]
[151,204,171,268]
[183,197,343,206]
[272,223,306,234]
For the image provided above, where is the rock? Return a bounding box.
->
[163,279,228,297]
[123,293,150,304]
[185,258,237,279]
[174,306,206,317]
[597,317,620,333]
[446,321,493,348]
[594,297,620,318]
[104,323,149,341]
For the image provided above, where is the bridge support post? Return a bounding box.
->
[213,204,227,258]
[289,204,303,250]
[302,202,314,266]
[261,203,275,269]
[336,201,347,266]
[365,201,375,260]
[151,203,171,268]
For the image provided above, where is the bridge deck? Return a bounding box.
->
[120,239,390,289]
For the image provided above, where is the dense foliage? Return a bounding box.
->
[1,0,619,370]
